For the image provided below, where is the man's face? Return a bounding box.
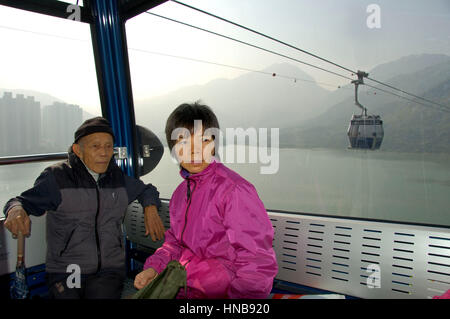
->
[73,132,114,174]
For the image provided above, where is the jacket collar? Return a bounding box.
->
[179,156,220,182]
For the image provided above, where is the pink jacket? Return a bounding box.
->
[143,159,278,298]
[433,289,450,299]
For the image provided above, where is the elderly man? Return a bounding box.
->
[3,117,165,299]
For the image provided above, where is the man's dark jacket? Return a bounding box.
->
[3,151,161,274]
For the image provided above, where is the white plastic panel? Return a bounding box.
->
[270,211,450,299]
[124,200,450,299]
[124,200,170,250]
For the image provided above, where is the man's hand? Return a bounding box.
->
[4,206,31,238]
[134,267,158,290]
[144,205,165,241]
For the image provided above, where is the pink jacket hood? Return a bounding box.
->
[144,159,278,298]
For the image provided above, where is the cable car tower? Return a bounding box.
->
[347,71,384,150]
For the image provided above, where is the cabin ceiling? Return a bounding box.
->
[0,0,168,23]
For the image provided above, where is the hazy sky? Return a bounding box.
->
[0,0,449,114]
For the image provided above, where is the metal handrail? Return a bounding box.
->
[0,152,68,166]
[0,148,126,166]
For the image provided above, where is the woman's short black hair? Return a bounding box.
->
[165,101,220,151]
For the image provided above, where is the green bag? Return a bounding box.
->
[132,260,187,299]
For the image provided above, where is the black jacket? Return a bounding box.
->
[3,152,161,274]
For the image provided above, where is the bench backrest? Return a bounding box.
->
[124,200,450,299]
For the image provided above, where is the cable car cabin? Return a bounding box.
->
[347,114,384,150]
[0,0,449,302]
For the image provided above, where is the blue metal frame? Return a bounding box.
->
[91,0,136,178]
[90,0,142,275]
[89,0,168,275]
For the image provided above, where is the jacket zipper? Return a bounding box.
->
[94,184,102,272]
[180,178,196,244]
[59,227,76,257]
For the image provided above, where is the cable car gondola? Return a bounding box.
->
[347,71,384,150]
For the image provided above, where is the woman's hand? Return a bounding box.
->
[134,267,158,290]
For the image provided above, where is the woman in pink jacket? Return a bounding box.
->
[134,102,278,298]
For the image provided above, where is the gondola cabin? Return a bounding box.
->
[0,0,449,304]
[347,114,384,150]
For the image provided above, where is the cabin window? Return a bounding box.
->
[0,4,101,218]
[125,1,449,227]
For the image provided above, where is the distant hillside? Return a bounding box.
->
[280,54,450,153]
[3,54,448,154]
[369,54,450,82]
[0,88,65,107]
[134,63,331,138]
[0,88,94,121]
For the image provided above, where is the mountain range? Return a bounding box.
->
[134,62,331,136]
[2,53,449,154]
[135,53,450,153]
[279,54,450,153]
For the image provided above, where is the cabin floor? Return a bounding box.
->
[119,276,343,299]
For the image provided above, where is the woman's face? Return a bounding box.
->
[173,129,215,174]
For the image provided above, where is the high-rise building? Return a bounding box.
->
[42,102,83,152]
[0,92,40,156]
[0,92,83,155]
